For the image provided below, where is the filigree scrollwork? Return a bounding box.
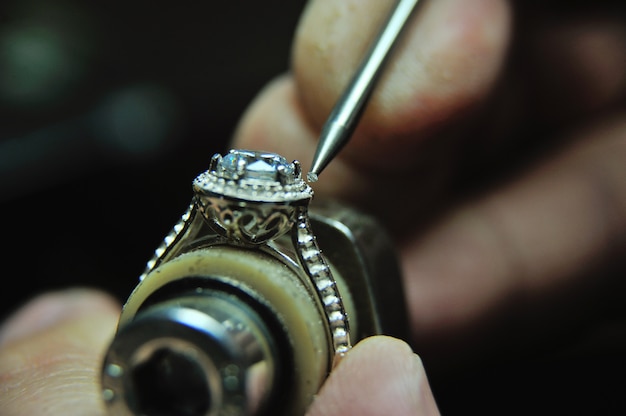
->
[196,195,296,245]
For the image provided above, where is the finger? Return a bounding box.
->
[234,0,510,169]
[518,10,626,123]
[402,114,626,346]
[233,0,511,225]
[0,288,121,416]
[305,336,440,416]
[292,0,511,168]
[233,75,455,233]
[233,75,373,203]
[0,288,120,347]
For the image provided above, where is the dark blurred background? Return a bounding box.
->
[1,1,624,415]
[0,0,307,311]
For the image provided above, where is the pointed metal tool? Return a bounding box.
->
[307,0,422,182]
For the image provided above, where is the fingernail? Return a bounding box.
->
[307,336,440,415]
[407,352,441,415]
[364,336,440,415]
[0,288,119,347]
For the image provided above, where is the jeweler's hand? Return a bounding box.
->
[0,290,438,416]
[0,289,120,415]
[2,1,624,415]
[232,0,626,393]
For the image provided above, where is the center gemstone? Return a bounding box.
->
[218,149,295,182]
[194,148,313,203]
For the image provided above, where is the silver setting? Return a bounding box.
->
[141,149,352,355]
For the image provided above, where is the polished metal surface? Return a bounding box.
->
[102,291,278,416]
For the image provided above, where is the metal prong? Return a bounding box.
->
[209,154,221,172]
[293,160,302,179]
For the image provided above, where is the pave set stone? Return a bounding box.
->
[193,149,313,203]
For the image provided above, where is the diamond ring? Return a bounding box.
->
[141,149,352,355]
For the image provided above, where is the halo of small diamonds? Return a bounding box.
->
[192,149,313,204]
[192,150,313,245]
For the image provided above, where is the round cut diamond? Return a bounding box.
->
[194,148,312,203]
[216,149,295,182]
[220,152,241,174]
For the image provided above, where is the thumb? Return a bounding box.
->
[306,336,440,416]
[0,288,121,416]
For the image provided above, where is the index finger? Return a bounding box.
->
[244,0,509,164]
[232,0,511,215]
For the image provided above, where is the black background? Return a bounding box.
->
[1,1,624,414]
[1,0,306,311]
